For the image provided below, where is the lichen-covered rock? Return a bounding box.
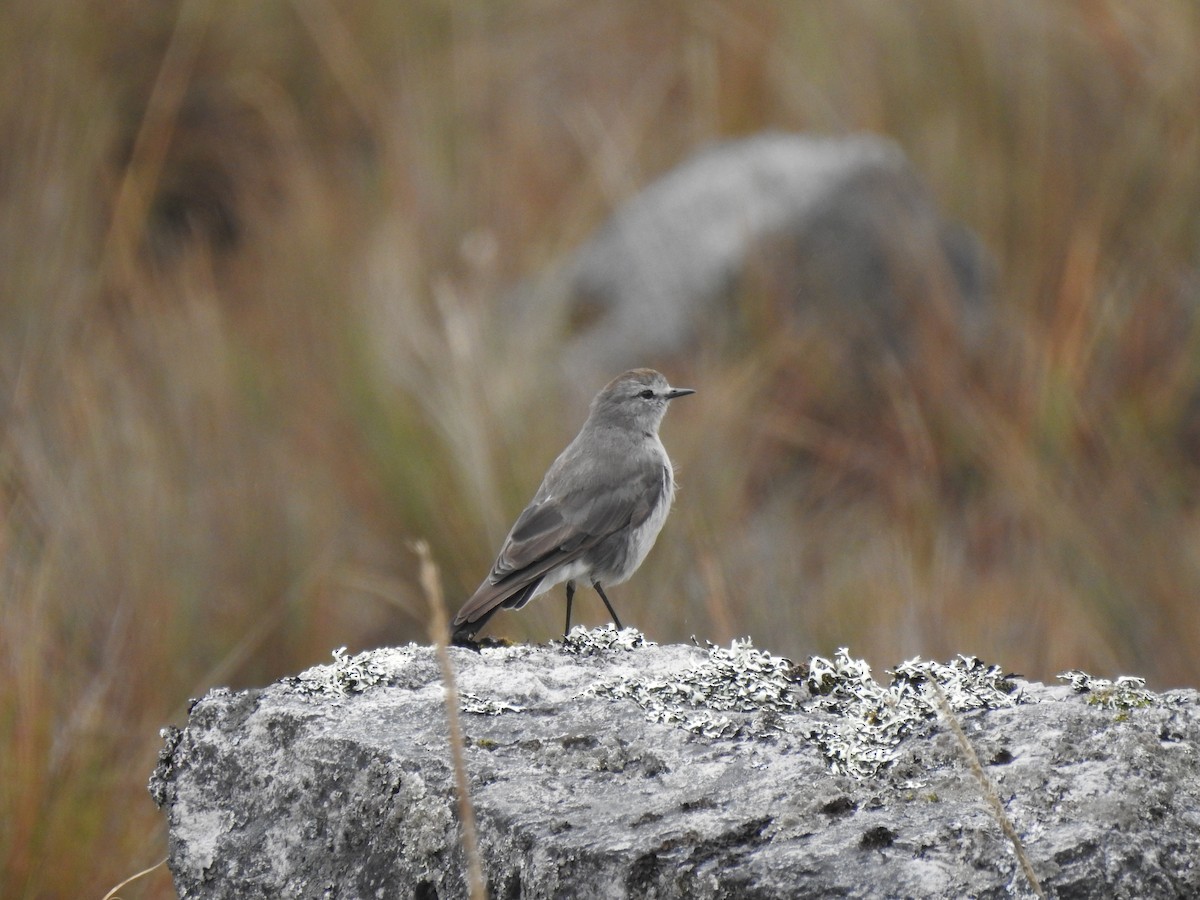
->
[150,630,1200,899]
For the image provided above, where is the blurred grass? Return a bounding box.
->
[3,0,1200,896]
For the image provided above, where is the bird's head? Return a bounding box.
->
[588,368,695,432]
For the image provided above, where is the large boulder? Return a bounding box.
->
[150,629,1200,899]
[550,133,991,379]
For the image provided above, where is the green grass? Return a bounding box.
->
[3,1,1200,896]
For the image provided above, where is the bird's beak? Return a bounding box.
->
[665,387,696,400]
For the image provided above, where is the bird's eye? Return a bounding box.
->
[638,389,655,399]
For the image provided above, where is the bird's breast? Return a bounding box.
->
[590,457,675,586]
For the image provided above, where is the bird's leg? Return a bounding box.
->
[564,579,576,637]
[592,581,623,630]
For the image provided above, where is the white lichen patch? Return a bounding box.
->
[1057,670,1156,710]
[585,637,805,740]
[458,692,526,715]
[806,650,1026,779]
[560,624,657,654]
[585,640,1027,778]
[289,647,526,715]
[289,646,423,696]
[477,642,539,661]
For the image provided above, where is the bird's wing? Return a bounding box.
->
[452,457,667,627]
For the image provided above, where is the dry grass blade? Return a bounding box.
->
[100,857,168,900]
[930,681,1045,898]
[414,540,487,900]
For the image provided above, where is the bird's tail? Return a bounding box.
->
[450,576,543,644]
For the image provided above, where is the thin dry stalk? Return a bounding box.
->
[414,540,487,900]
[100,856,168,900]
[930,681,1045,898]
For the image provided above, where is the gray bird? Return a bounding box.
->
[452,368,694,643]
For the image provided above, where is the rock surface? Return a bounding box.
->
[151,630,1200,899]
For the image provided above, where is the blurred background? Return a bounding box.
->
[3,1,1200,896]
